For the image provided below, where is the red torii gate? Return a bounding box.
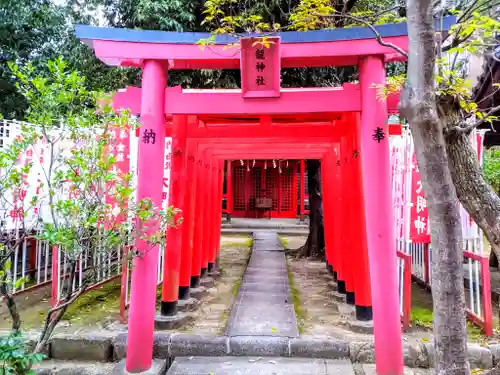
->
[76,18,454,375]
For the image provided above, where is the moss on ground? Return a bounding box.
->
[218,309,230,335]
[232,279,241,297]
[220,236,253,249]
[279,236,289,249]
[64,280,121,324]
[286,260,306,334]
[411,282,490,340]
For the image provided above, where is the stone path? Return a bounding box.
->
[225,231,299,337]
[166,357,355,375]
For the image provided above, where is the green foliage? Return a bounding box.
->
[0,0,67,119]
[7,57,178,264]
[288,0,336,31]
[0,332,45,374]
[484,147,500,193]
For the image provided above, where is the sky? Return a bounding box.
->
[52,0,107,26]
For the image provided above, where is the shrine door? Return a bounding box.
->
[231,161,298,218]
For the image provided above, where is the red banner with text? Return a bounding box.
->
[410,153,431,243]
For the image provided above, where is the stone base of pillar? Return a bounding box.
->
[347,319,374,334]
[346,292,355,305]
[201,267,208,278]
[190,286,209,300]
[331,291,347,304]
[337,280,347,294]
[154,312,194,330]
[178,286,190,300]
[337,302,356,318]
[200,276,215,289]
[355,305,373,321]
[160,301,178,316]
[190,275,201,288]
[177,297,201,313]
[326,264,333,275]
[327,281,338,292]
[210,269,222,279]
[111,359,167,375]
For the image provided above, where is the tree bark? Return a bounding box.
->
[443,120,500,269]
[400,0,470,373]
[295,160,325,259]
[0,280,21,332]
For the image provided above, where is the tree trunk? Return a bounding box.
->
[295,160,325,259]
[0,280,21,331]
[444,122,500,268]
[400,0,470,373]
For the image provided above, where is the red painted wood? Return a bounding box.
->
[92,36,408,69]
[179,139,197,289]
[340,132,355,294]
[113,86,401,117]
[191,146,205,278]
[230,160,299,218]
[208,158,218,264]
[162,115,187,304]
[300,160,305,216]
[322,154,335,271]
[351,113,372,308]
[165,86,361,115]
[479,254,493,336]
[201,151,212,271]
[241,37,281,98]
[396,251,412,329]
[226,160,233,215]
[51,246,59,308]
[216,159,225,259]
[329,149,341,275]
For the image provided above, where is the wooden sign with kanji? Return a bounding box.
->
[240,37,281,98]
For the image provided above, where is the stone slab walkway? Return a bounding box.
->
[166,357,355,375]
[225,231,298,338]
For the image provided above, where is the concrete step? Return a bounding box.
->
[166,357,355,375]
[222,228,309,236]
[33,360,114,374]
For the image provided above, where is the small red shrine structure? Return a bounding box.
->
[77,18,453,375]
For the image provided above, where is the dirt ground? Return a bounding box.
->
[177,235,252,335]
[282,235,500,345]
[0,235,252,336]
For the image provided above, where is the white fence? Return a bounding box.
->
[391,123,492,334]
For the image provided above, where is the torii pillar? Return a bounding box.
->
[125,60,167,372]
[359,56,403,375]
[160,115,187,315]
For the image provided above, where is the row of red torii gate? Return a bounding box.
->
[76,17,459,375]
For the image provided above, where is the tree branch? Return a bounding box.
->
[454,104,500,133]
[320,12,409,57]
[0,279,21,332]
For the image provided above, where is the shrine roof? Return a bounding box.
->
[76,17,454,45]
[75,17,455,69]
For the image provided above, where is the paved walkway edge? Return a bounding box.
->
[42,331,496,370]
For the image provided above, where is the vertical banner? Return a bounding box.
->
[105,126,131,224]
[409,153,431,243]
[163,137,172,210]
[240,37,281,98]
